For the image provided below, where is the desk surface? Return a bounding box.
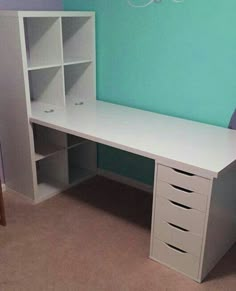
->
[30,100,236,179]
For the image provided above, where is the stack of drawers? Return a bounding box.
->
[151,165,211,280]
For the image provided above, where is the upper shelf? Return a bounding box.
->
[28,66,65,107]
[24,17,62,69]
[27,63,62,71]
[64,62,95,102]
[62,16,95,63]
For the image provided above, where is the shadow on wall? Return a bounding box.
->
[229,109,236,129]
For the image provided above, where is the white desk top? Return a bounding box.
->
[30,100,236,179]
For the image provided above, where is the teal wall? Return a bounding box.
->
[64,0,236,185]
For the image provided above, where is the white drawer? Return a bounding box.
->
[151,239,200,279]
[155,197,206,236]
[154,218,203,257]
[158,165,211,195]
[156,180,208,212]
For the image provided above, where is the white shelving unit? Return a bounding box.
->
[0,11,97,202]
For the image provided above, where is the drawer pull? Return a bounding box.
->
[171,184,193,193]
[165,243,187,254]
[168,222,189,232]
[173,169,194,177]
[169,200,192,210]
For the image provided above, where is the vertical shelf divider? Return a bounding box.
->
[58,16,69,184]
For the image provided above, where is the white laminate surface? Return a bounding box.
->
[30,100,236,179]
[0,11,94,18]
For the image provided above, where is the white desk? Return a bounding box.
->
[30,99,236,282]
[0,10,235,282]
[31,100,236,179]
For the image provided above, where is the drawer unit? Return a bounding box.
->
[155,196,205,236]
[151,239,200,279]
[156,180,208,212]
[154,218,203,257]
[158,165,211,195]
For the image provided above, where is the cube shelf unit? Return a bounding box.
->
[33,125,96,201]
[0,11,97,202]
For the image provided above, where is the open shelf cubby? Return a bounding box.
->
[28,66,65,107]
[36,151,68,199]
[67,134,88,149]
[33,124,67,162]
[64,62,95,103]
[62,16,94,64]
[24,17,62,69]
[68,141,97,184]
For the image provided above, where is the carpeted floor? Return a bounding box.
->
[0,176,235,291]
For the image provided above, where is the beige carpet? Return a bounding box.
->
[0,176,235,291]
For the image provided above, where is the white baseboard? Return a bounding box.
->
[97,168,153,194]
[1,183,6,192]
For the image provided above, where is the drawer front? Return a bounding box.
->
[154,218,203,257]
[156,180,208,212]
[151,239,200,279]
[158,165,211,195]
[155,197,205,236]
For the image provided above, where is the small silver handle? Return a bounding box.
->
[44,109,54,113]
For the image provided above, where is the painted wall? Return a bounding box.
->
[0,0,62,10]
[63,0,236,185]
[0,0,63,182]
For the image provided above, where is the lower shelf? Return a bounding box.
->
[35,142,64,162]
[34,139,97,202]
[37,180,66,202]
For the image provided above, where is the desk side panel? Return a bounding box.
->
[201,161,236,280]
[0,16,35,198]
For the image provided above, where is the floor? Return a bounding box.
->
[0,176,235,291]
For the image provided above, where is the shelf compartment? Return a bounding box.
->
[68,141,97,184]
[33,124,67,162]
[36,151,68,200]
[69,167,95,186]
[29,66,65,107]
[62,16,94,63]
[24,17,62,68]
[64,62,95,102]
[67,134,88,149]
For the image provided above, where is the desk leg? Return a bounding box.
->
[149,161,158,257]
